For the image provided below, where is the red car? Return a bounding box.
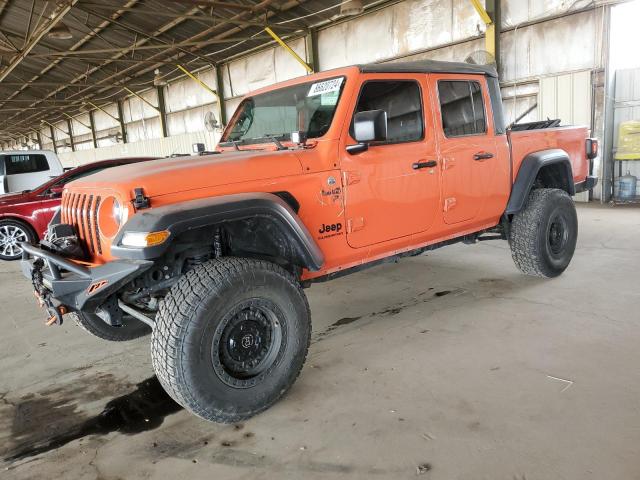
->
[0,156,158,260]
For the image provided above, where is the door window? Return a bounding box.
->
[2,154,50,175]
[437,81,486,137]
[351,81,423,144]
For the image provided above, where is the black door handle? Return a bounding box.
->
[412,160,437,170]
[474,152,494,161]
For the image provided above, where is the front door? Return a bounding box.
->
[430,75,498,225]
[340,75,440,248]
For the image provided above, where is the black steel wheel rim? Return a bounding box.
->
[212,299,285,388]
[547,212,569,257]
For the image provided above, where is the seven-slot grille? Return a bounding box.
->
[60,192,102,255]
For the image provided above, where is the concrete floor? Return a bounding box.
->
[1,204,639,480]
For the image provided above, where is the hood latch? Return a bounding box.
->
[133,187,150,210]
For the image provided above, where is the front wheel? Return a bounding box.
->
[0,220,35,261]
[151,258,311,423]
[73,311,151,341]
[509,188,578,278]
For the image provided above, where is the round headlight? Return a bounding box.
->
[112,198,128,226]
[98,196,127,238]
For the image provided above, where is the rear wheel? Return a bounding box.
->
[0,220,35,261]
[151,257,311,423]
[73,312,151,341]
[509,188,578,278]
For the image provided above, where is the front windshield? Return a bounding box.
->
[221,76,346,146]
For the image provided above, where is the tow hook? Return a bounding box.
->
[31,258,68,326]
[45,305,68,326]
[34,289,67,325]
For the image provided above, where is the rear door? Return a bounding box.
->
[340,74,440,248]
[430,75,498,225]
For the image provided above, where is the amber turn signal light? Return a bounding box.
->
[121,230,170,248]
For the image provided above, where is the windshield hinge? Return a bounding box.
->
[133,187,150,210]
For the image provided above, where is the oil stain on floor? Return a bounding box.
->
[313,287,466,342]
[2,375,181,462]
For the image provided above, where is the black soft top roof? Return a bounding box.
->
[358,60,498,78]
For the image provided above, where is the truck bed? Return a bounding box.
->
[508,125,590,185]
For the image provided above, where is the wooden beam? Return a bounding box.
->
[168,0,264,12]
[0,0,79,83]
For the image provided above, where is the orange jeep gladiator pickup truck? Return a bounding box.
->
[21,60,598,422]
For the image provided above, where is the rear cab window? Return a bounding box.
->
[2,154,50,175]
[437,80,487,137]
[350,80,424,144]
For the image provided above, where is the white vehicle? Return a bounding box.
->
[0,150,64,194]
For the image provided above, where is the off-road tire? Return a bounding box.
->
[509,188,578,278]
[151,257,311,423]
[73,312,151,341]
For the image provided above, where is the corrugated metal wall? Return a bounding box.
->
[57,130,220,167]
[6,0,609,181]
[539,70,593,201]
[539,71,592,126]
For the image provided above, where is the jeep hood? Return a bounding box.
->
[67,150,303,198]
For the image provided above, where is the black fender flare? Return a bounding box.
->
[111,192,324,271]
[505,149,574,215]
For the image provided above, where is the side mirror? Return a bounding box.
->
[50,185,65,195]
[353,110,387,143]
[347,110,387,154]
[291,131,307,145]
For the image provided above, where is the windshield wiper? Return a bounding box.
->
[263,134,286,151]
[219,139,241,150]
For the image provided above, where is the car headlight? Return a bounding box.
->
[121,230,170,248]
[112,198,128,227]
[98,196,128,238]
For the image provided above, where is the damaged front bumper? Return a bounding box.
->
[21,242,153,326]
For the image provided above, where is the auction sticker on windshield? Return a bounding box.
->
[308,77,343,97]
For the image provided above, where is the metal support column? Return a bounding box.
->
[49,124,57,154]
[305,28,319,73]
[485,0,500,73]
[66,119,76,152]
[88,110,98,148]
[470,0,500,72]
[215,64,227,127]
[36,131,42,150]
[116,100,128,144]
[156,86,169,138]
